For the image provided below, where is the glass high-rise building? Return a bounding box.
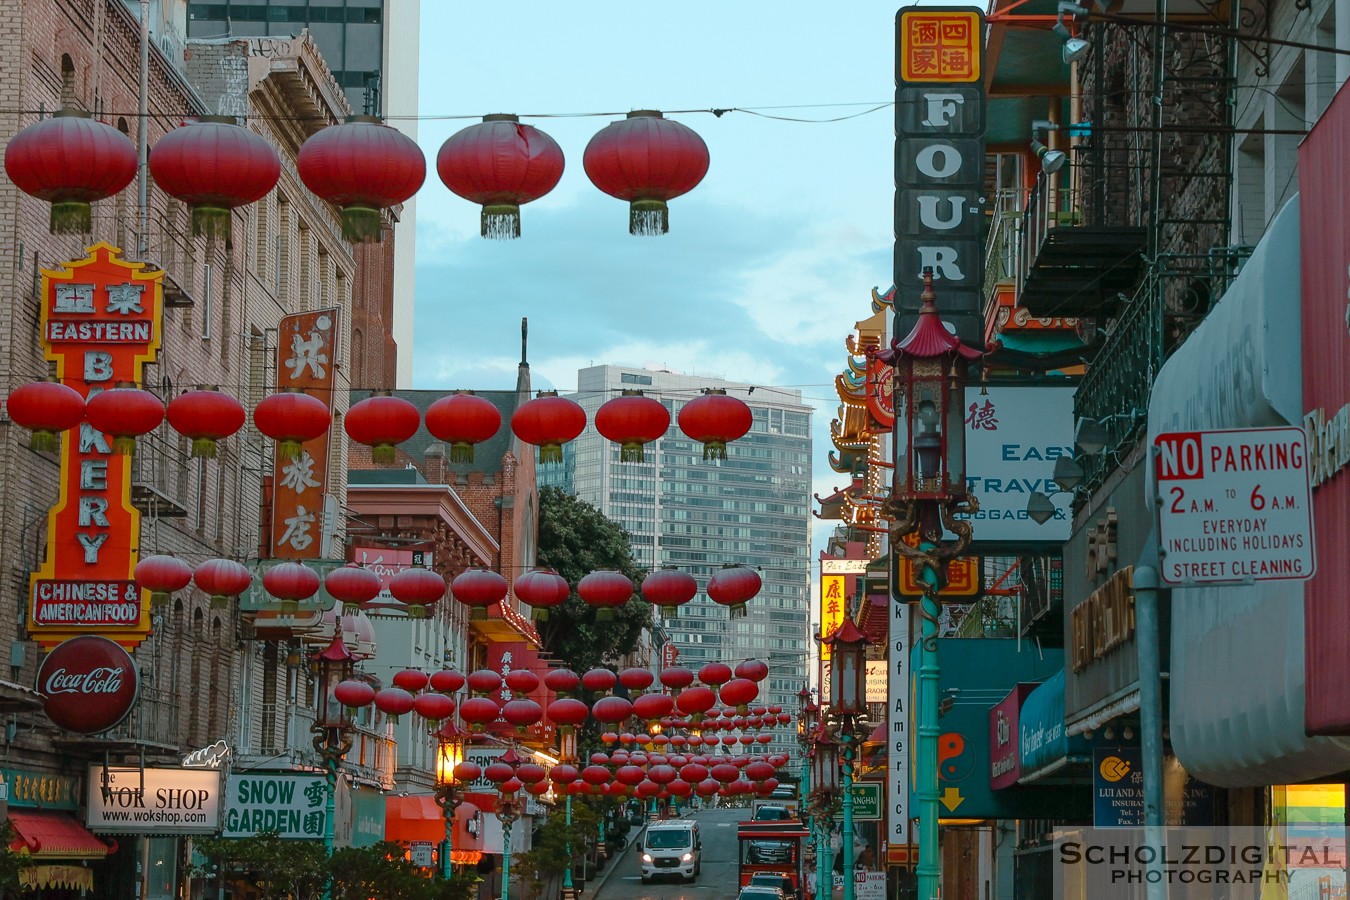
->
[544,366,813,754]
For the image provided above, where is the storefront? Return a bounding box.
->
[1,766,107,897]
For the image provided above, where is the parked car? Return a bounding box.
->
[749,871,797,899]
[738,887,786,900]
[746,837,794,864]
[753,804,792,821]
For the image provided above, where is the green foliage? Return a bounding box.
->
[513,799,604,899]
[0,822,33,895]
[536,485,652,672]
[193,832,327,899]
[328,842,436,899]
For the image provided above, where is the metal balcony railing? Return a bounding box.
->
[983,188,1022,302]
[103,685,180,750]
[129,428,192,517]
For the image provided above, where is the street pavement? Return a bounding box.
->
[592,806,751,900]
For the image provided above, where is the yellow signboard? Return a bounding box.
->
[898,10,982,84]
[820,575,846,661]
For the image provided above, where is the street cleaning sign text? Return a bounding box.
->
[1154,427,1315,586]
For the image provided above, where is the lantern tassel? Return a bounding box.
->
[482,204,522,240]
[732,603,748,619]
[409,605,427,620]
[630,199,669,237]
[597,608,614,623]
[532,607,550,622]
[662,605,678,620]
[343,602,360,616]
[702,440,728,461]
[450,442,476,464]
[277,439,304,461]
[191,205,232,241]
[538,444,563,465]
[150,591,171,608]
[341,205,383,243]
[279,599,299,615]
[112,436,138,456]
[210,594,229,610]
[620,443,646,463]
[371,443,397,465]
[191,438,219,459]
[29,430,60,453]
[50,201,92,235]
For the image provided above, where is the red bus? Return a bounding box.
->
[737,819,810,898]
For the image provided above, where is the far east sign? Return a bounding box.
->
[1154,427,1315,586]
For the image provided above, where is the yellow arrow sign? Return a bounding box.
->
[940,787,965,812]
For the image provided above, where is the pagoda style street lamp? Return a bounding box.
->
[797,686,819,895]
[877,269,983,900]
[435,721,467,881]
[809,724,841,900]
[559,727,581,900]
[824,619,870,900]
[496,749,524,900]
[311,633,356,900]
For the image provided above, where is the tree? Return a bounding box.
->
[192,832,327,899]
[535,485,652,672]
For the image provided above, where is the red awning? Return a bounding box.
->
[385,795,445,844]
[8,810,112,859]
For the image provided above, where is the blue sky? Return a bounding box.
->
[412,3,912,563]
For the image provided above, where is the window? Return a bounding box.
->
[621,372,653,386]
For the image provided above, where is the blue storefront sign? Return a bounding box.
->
[1093,747,1218,827]
[1018,669,1089,781]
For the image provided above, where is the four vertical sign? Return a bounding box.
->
[894,8,987,346]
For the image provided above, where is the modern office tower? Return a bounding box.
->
[546,365,813,754]
[187,0,420,386]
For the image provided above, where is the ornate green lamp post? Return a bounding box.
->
[434,721,467,881]
[311,633,355,900]
[878,269,981,900]
[559,727,581,900]
[809,724,841,900]
[495,749,524,900]
[797,686,818,894]
[824,618,870,900]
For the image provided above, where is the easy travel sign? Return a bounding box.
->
[1154,427,1315,585]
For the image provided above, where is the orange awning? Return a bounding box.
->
[385,795,448,844]
[9,811,112,859]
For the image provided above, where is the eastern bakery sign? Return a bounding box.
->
[28,244,161,650]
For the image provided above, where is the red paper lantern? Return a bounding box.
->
[467,670,503,695]
[451,568,507,620]
[4,381,85,452]
[641,567,697,620]
[745,760,776,782]
[581,668,617,694]
[517,763,547,785]
[296,115,426,242]
[335,679,375,710]
[675,686,717,722]
[697,662,733,687]
[390,566,446,619]
[618,667,655,693]
[253,390,331,460]
[499,777,524,796]
[581,765,612,787]
[708,564,762,619]
[392,668,430,692]
[344,393,421,465]
[594,390,670,462]
[413,692,456,722]
[458,696,501,732]
[505,669,541,697]
[659,666,695,693]
[503,698,543,732]
[513,569,570,621]
[591,695,633,725]
[430,669,466,694]
[583,110,709,236]
[452,762,482,784]
[134,555,192,608]
[149,116,281,238]
[4,109,137,233]
[263,561,320,613]
[735,659,770,683]
[543,668,580,696]
[677,389,753,460]
[577,570,634,622]
[547,697,589,732]
[193,558,252,609]
[550,764,579,785]
[437,115,565,239]
[424,392,501,463]
[324,564,382,614]
[373,687,416,723]
[632,693,675,724]
[511,392,586,464]
[166,388,247,459]
[85,386,164,456]
[719,678,759,714]
[485,761,517,784]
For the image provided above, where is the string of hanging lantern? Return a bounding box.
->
[4,107,710,240]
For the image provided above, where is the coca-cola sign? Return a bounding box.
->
[37,636,139,734]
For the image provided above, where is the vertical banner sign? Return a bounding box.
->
[819,575,847,660]
[894,8,986,346]
[270,309,340,559]
[887,600,911,846]
[29,244,162,651]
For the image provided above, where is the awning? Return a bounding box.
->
[8,810,112,859]
[1017,670,1090,784]
[20,865,94,891]
[384,795,445,844]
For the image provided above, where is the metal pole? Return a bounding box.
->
[561,793,576,900]
[323,756,337,900]
[137,0,149,257]
[501,818,512,900]
[915,574,942,900]
[820,813,834,900]
[1134,564,1168,900]
[801,741,813,898]
[440,798,453,881]
[841,736,855,900]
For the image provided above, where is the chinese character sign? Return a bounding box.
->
[270,309,339,559]
[820,574,847,661]
[894,7,987,346]
[28,244,162,650]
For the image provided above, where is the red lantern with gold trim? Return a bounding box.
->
[253,389,331,461]
[511,391,586,465]
[583,110,709,236]
[390,566,446,619]
[5,381,85,452]
[263,561,321,614]
[424,392,501,463]
[577,570,634,622]
[324,564,382,615]
[134,554,193,608]
[678,389,753,460]
[4,109,138,234]
[707,564,761,619]
[344,392,420,465]
[296,115,426,243]
[85,385,165,456]
[168,388,247,459]
[149,116,281,239]
[194,558,252,609]
[595,390,670,462]
[450,568,507,621]
[512,568,570,621]
[641,567,697,620]
[437,114,565,239]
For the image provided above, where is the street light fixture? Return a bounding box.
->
[1052,455,1085,491]
[434,721,466,882]
[311,633,356,900]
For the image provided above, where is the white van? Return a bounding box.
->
[638,819,701,884]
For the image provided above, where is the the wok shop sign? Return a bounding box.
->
[86,766,220,834]
[28,244,162,650]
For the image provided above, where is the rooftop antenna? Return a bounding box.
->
[521,317,528,368]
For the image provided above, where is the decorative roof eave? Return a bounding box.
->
[346,484,499,566]
[871,285,897,312]
[877,272,985,364]
[835,374,867,407]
